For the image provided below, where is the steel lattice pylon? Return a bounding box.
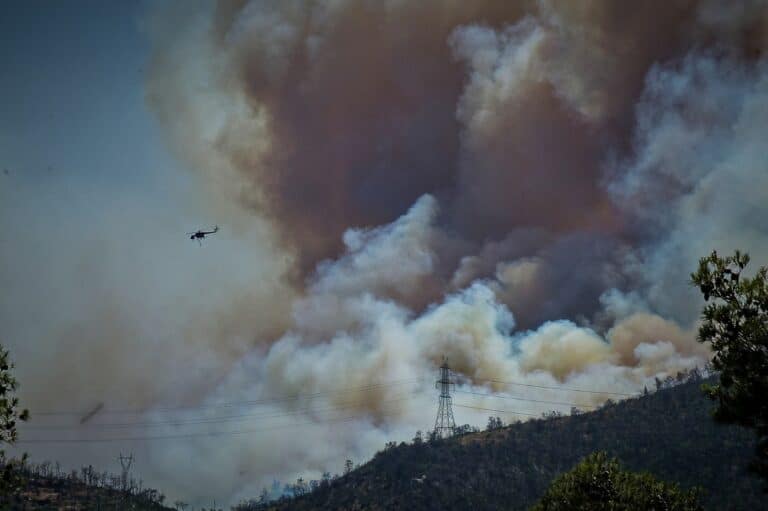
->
[433,359,456,439]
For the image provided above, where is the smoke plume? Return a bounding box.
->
[5,0,768,506]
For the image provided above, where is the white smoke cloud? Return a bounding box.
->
[308,194,440,302]
[612,54,768,323]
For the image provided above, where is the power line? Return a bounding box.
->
[453,403,540,417]
[470,377,638,397]
[30,378,424,417]
[17,392,626,444]
[21,394,418,431]
[16,375,650,444]
[29,376,637,419]
[26,381,631,431]
[19,374,644,451]
[20,387,609,434]
[453,389,598,409]
[16,408,409,445]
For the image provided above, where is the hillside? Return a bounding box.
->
[264,377,764,511]
[1,464,175,511]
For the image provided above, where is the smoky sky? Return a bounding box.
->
[4,0,768,506]
[146,0,768,326]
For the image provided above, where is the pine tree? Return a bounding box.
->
[691,250,768,481]
[0,345,29,496]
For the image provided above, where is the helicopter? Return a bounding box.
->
[188,225,219,245]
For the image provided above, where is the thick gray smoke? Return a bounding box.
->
[5,0,768,506]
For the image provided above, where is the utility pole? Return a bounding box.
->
[433,358,456,439]
[118,452,134,493]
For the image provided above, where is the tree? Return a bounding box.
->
[0,345,29,496]
[691,250,768,480]
[531,452,702,511]
[486,416,503,431]
[293,477,309,496]
[454,424,479,435]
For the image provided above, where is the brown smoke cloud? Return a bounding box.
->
[145,0,767,314]
[148,0,532,279]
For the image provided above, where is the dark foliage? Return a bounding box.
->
[691,250,768,481]
[531,452,702,511]
[0,345,29,497]
[264,375,763,510]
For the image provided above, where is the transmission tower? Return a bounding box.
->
[118,452,134,492]
[433,358,456,439]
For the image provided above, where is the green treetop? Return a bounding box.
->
[531,452,702,511]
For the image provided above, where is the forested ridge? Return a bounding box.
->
[260,376,763,511]
[2,376,764,510]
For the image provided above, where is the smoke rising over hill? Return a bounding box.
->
[5,0,768,505]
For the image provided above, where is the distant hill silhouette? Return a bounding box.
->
[261,376,764,511]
